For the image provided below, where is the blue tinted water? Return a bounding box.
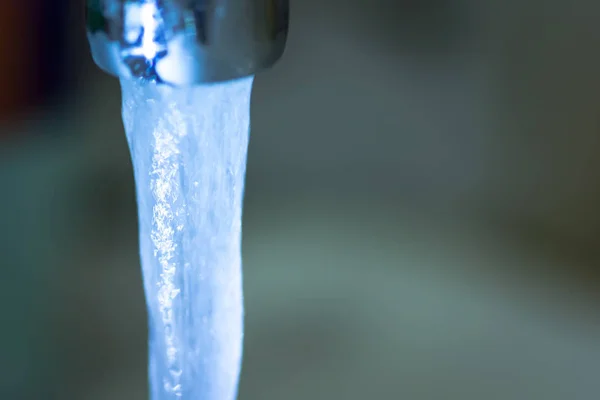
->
[120,76,253,400]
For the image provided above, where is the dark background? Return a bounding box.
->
[1,0,600,398]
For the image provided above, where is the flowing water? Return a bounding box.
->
[120,76,254,400]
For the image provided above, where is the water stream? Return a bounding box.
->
[120,76,254,400]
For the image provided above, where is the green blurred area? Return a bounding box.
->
[1,0,599,398]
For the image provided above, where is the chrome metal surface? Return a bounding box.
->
[86,0,288,85]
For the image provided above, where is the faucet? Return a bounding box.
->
[86,0,289,86]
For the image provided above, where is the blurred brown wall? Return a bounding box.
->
[0,1,74,126]
[0,4,30,119]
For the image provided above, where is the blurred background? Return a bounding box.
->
[1,0,600,398]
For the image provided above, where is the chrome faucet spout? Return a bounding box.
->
[86,0,289,86]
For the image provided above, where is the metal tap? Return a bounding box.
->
[86,0,289,86]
